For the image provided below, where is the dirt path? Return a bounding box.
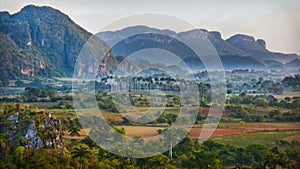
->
[63,135,86,140]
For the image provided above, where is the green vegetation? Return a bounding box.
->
[0,98,299,169]
[283,74,300,91]
[211,130,300,147]
[0,4,299,168]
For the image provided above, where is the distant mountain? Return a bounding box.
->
[0,5,299,83]
[0,5,119,82]
[226,34,299,63]
[0,5,104,79]
[177,29,267,69]
[98,26,299,70]
[285,58,300,68]
[201,31,249,56]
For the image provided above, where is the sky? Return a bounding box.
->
[1,0,300,54]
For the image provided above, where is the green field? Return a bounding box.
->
[210,130,300,147]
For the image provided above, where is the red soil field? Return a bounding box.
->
[63,123,300,140]
[189,123,300,138]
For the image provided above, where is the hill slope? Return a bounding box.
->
[0,5,92,78]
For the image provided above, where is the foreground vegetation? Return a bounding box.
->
[0,104,299,169]
[0,73,299,168]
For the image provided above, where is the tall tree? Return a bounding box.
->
[71,144,91,169]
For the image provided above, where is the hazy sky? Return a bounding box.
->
[1,0,300,54]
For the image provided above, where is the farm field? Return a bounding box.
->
[273,92,300,99]
[210,130,300,147]
[120,122,300,139]
[188,123,300,138]
[63,122,300,143]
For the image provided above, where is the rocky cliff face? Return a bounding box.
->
[0,5,120,81]
[42,112,63,149]
[0,5,92,78]
[226,34,299,63]
[1,105,63,149]
[24,122,43,149]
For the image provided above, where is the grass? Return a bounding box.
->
[273,92,300,99]
[163,107,180,114]
[66,107,123,122]
[284,134,300,142]
[102,110,123,122]
[80,126,165,138]
[194,122,300,129]
[217,122,300,128]
[51,110,76,118]
[24,101,58,109]
[0,87,25,96]
[210,130,300,147]
[116,126,166,137]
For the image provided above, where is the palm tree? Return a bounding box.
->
[69,127,80,137]
[146,154,175,169]
[280,156,293,169]
[265,153,280,169]
[80,136,98,148]
[71,144,91,169]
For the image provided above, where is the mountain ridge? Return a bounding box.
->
[99,25,299,63]
[98,25,299,70]
[0,5,299,84]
